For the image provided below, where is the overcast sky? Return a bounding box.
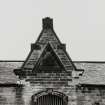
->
[0,0,105,61]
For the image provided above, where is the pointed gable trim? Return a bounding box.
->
[62,48,77,70]
[22,44,46,70]
[32,42,66,73]
[21,50,33,70]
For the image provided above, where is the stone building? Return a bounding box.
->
[0,17,105,105]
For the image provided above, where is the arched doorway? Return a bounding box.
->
[31,89,68,105]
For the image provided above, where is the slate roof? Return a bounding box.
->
[0,61,23,84]
[75,62,105,85]
[0,61,105,85]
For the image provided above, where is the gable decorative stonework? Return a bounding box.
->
[14,17,81,82]
[33,43,65,73]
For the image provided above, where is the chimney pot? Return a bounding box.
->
[42,17,53,29]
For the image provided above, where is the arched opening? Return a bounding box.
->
[31,89,68,105]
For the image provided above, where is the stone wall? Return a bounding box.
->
[21,82,77,105]
[0,86,24,105]
[0,84,105,105]
[76,85,105,105]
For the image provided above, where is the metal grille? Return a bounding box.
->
[34,94,66,105]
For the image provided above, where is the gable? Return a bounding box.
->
[22,43,76,74]
[33,43,65,73]
[17,17,78,78]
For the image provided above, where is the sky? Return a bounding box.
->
[0,0,105,61]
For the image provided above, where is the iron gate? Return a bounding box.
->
[31,89,68,105]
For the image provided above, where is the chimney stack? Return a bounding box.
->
[42,17,53,29]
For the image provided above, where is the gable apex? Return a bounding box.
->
[35,17,61,45]
[42,17,53,29]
